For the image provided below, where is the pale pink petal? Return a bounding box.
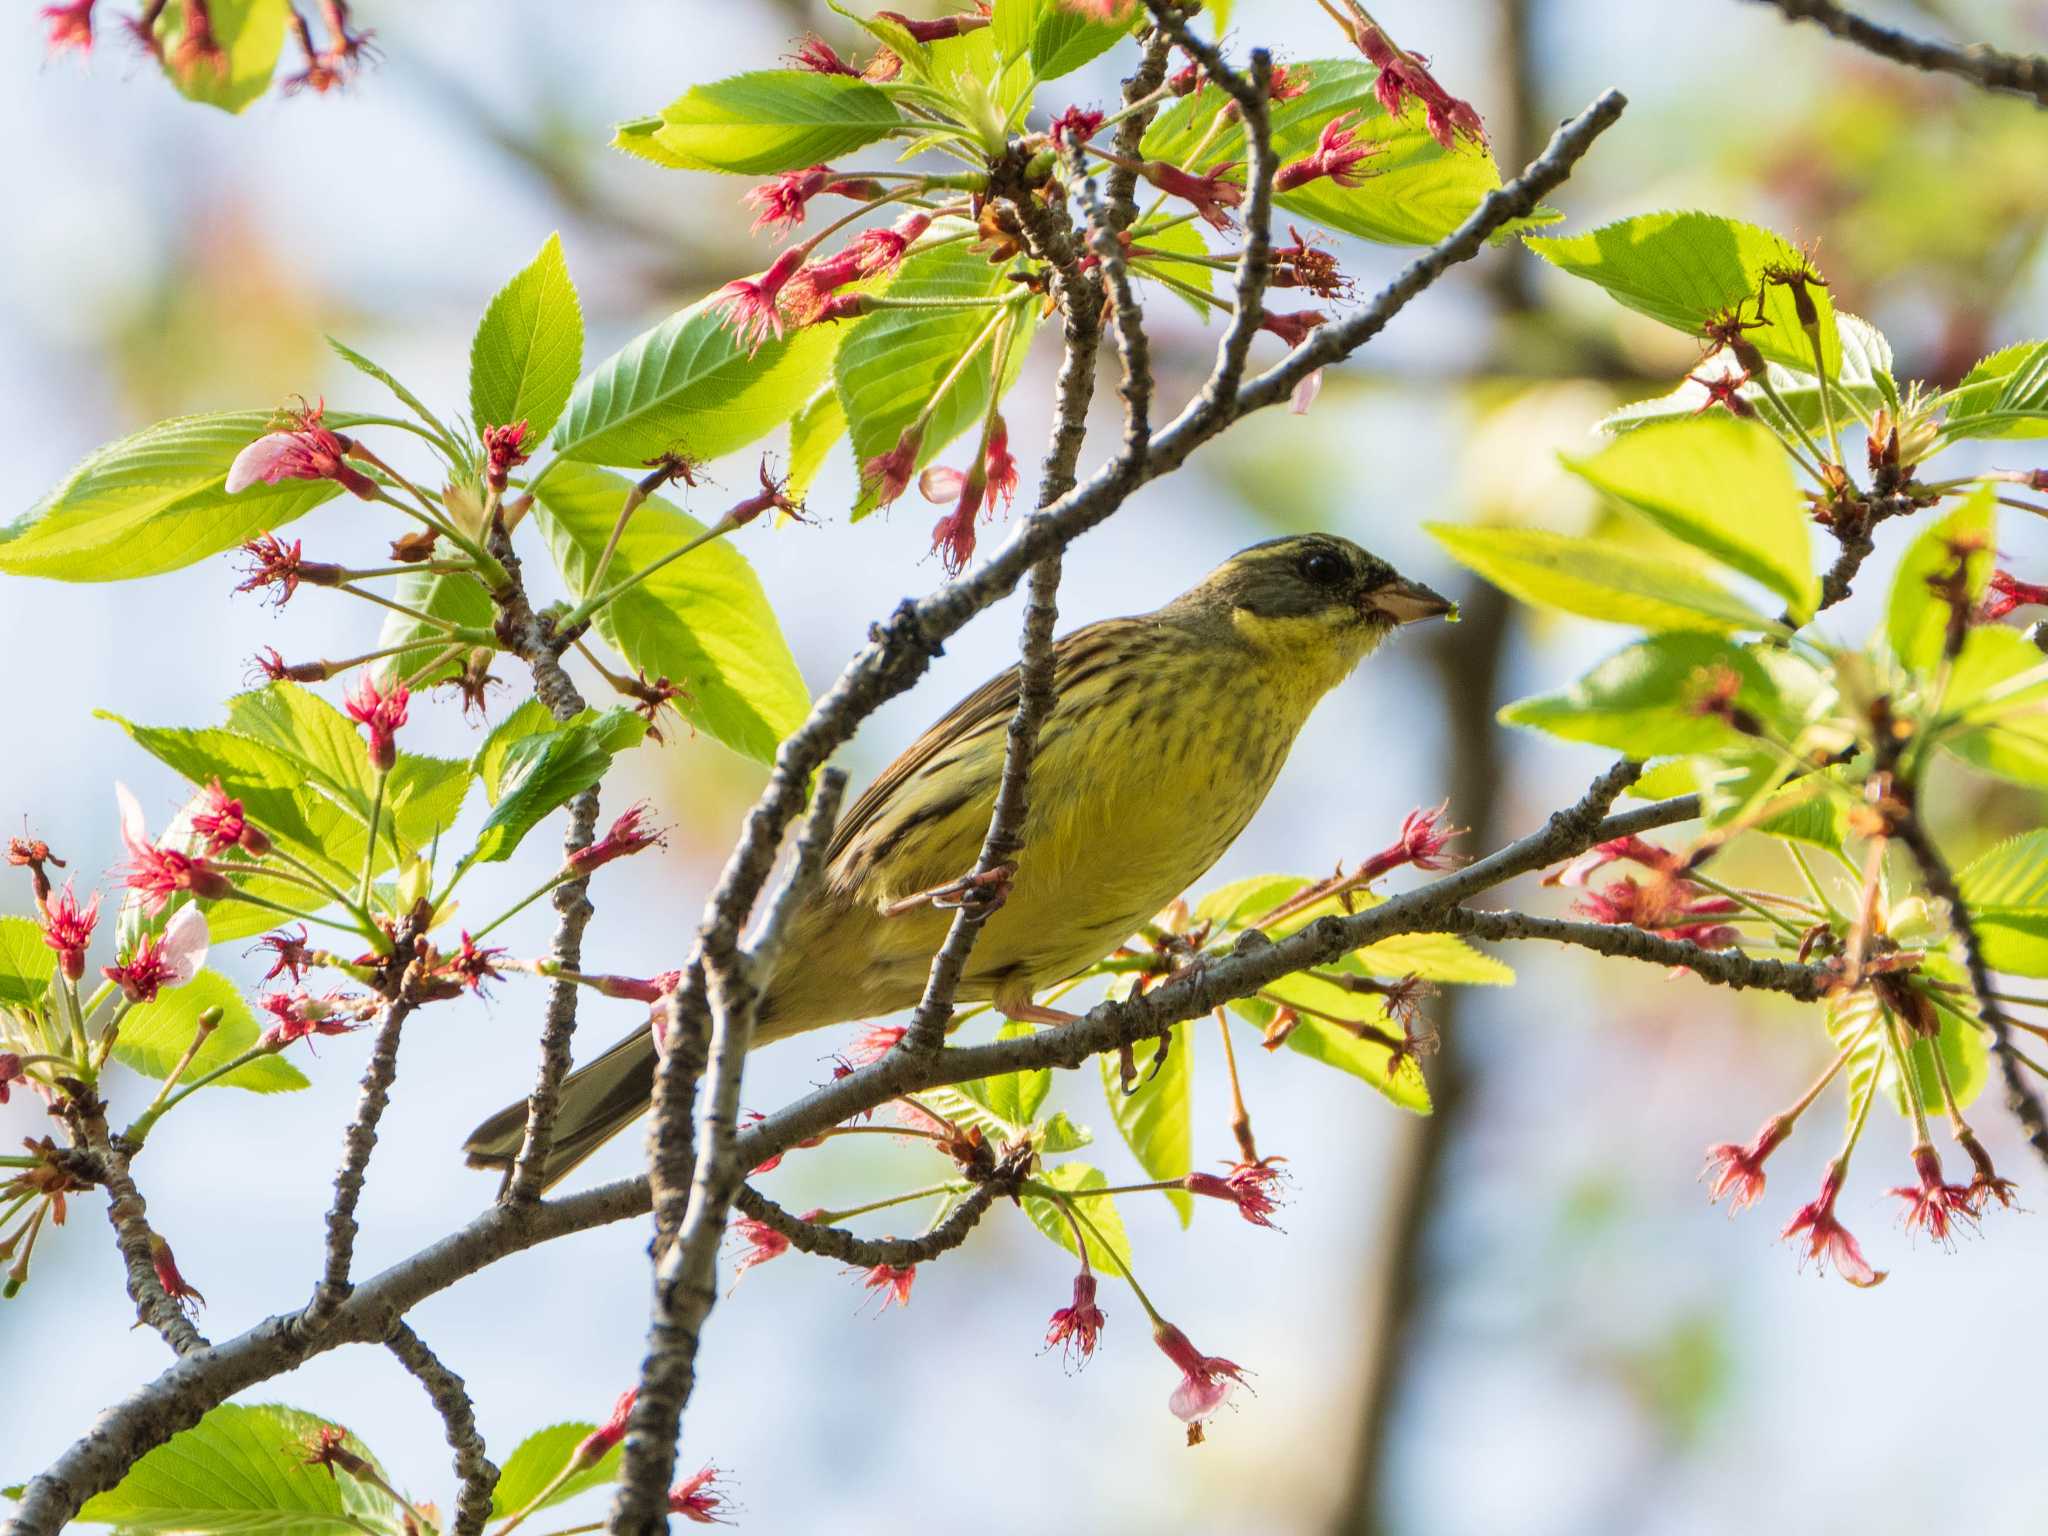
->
[159,906,211,987]
[1290,368,1325,416]
[225,434,299,494]
[918,465,966,503]
[1168,1374,1233,1423]
[115,782,152,859]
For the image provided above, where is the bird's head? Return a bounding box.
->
[1173,533,1455,684]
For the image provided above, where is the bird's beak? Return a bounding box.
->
[1363,576,1456,625]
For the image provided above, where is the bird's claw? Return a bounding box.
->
[884,862,1017,919]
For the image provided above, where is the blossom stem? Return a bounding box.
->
[359,768,388,910]
[333,582,470,633]
[564,512,743,633]
[1054,1178,1184,1199]
[809,1183,965,1225]
[367,486,465,546]
[1748,373,1831,482]
[225,888,362,936]
[318,637,468,676]
[1808,327,1846,469]
[126,1046,273,1141]
[131,1007,223,1133]
[1094,81,1179,135]
[1047,1190,1163,1323]
[1214,1007,1259,1164]
[256,845,365,915]
[462,868,579,944]
[1682,871,1808,941]
[1783,841,1846,924]
[400,643,469,693]
[1879,1004,1936,1146]
[89,1000,135,1073]
[338,561,478,582]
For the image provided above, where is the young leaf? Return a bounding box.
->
[1940,339,2048,443]
[1940,628,2048,789]
[72,1403,396,1534]
[0,917,53,1011]
[787,387,847,502]
[1564,417,1819,619]
[1226,994,1432,1113]
[1886,486,1995,672]
[532,463,810,764]
[474,699,559,801]
[958,1021,1051,1126]
[149,0,288,115]
[648,71,903,174]
[114,971,308,1094]
[1527,211,1839,376]
[1,412,351,583]
[1027,2,1130,78]
[467,724,615,865]
[1142,59,1511,248]
[548,291,839,469]
[1022,1162,1133,1273]
[372,559,496,688]
[1428,524,1776,633]
[470,232,585,444]
[326,338,463,454]
[1956,831,2048,977]
[1099,1018,1194,1226]
[834,239,1038,517]
[488,1423,625,1519]
[1500,633,1790,755]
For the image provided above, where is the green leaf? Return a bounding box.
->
[469,725,612,865]
[1957,832,2048,977]
[1228,992,1432,1113]
[1,412,349,582]
[533,462,809,764]
[1129,217,1216,321]
[474,699,558,801]
[1348,932,1514,986]
[786,387,846,503]
[470,233,584,445]
[1099,1018,1193,1225]
[73,1403,397,1534]
[611,115,695,170]
[114,972,308,1094]
[1941,626,2048,789]
[1601,312,1895,436]
[326,338,461,454]
[371,558,496,689]
[1022,1162,1133,1273]
[150,0,287,115]
[1142,59,1510,247]
[1564,417,1818,619]
[549,291,839,470]
[1887,486,1996,672]
[647,71,903,174]
[1028,2,1130,77]
[1428,524,1775,633]
[488,1424,624,1519]
[1941,340,2048,442]
[1038,1110,1092,1153]
[1527,211,1839,375]
[1500,633,1790,755]
[0,917,53,1012]
[834,239,1038,516]
[958,1021,1051,1127]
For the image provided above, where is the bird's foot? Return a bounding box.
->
[881,862,1017,919]
[1001,999,1081,1027]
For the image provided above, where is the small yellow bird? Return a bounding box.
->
[464,534,1451,1187]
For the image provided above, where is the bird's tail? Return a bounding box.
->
[463,1025,658,1194]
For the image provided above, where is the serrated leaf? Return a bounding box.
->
[114,971,308,1094]
[73,1404,397,1535]
[1227,994,1431,1112]
[149,0,287,116]
[648,71,903,174]
[469,726,612,865]
[474,699,559,801]
[1099,1018,1193,1225]
[488,1423,624,1519]
[549,291,838,470]
[958,1021,1051,1127]
[1142,59,1510,247]
[834,239,1039,518]
[470,233,584,445]
[1029,2,1130,77]
[0,916,53,1011]
[1500,633,1790,755]
[326,338,461,454]
[1887,486,1996,672]
[533,462,809,764]
[1349,933,1513,985]
[1565,417,1818,618]
[1941,627,2048,789]
[1601,312,1895,436]
[1429,523,1775,633]
[1,412,351,582]
[1038,1110,1092,1153]
[1941,340,2048,442]
[1022,1162,1133,1274]
[1527,211,1839,376]
[1956,831,2048,976]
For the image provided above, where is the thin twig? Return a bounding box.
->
[733,1181,1004,1268]
[75,1107,208,1356]
[304,996,417,1324]
[1743,0,2048,107]
[384,1323,498,1536]
[1431,908,1831,997]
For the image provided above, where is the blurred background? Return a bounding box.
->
[6,1,2048,1532]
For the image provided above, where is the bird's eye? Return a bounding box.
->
[1299,548,1347,587]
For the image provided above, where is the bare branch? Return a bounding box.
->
[732,1181,1004,1268]
[305,995,417,1325]
[1743,0,2048,106]
[484,520,604,1206]
[385,1323,497,1536]
[610,771,847,1535]
[1431,908,1831,997]
[75,1106,208,1357]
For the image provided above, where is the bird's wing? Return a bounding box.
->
[823,616,1142,869]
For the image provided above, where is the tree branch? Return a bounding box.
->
[305,995,418,1325]
[610,771,846,1535]
[1742,0,2048,106]
[484,520,604,1207]
[1431,907,1831,998]
[384,1323,497,1536]
[732,1180,1004,1268]
[75,1106,208,1357]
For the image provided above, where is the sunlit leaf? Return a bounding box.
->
[114,971,308,1094]
[470,232,584,444]
[1429,524,1775,633]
